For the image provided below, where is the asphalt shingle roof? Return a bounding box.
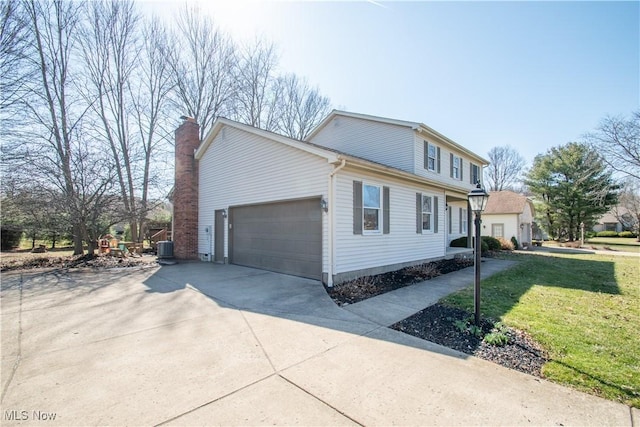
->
[484,191,531,215]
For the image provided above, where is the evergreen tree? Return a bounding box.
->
[526,142,618,241]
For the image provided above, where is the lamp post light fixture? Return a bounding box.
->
[468,183,490,326]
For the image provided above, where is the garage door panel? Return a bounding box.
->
[230,198,322,280]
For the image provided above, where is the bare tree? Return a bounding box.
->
[485,145,526,191]
[21,0,87,254]
[130,15,175,241]
[275,73,331,140]
[167,4,237,140]
[80,0,144,242]
[233,39,278,129]
[0,0,29,111]
[615,177,640,240]
[584,111,640,180]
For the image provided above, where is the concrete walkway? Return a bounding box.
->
[1,261,636,426]
[344,258,516,326]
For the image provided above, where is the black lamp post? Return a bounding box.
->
[468,183,489,326]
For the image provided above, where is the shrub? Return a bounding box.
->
[619,231,637,238]
[1,225,23,251]
[481,236,501,251]
[498,237,514,251]
[450,236,490,253]
[449,236,468,248]
[596,231,619,238]
[510,236,519,250]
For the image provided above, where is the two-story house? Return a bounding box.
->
[174,110,488,286]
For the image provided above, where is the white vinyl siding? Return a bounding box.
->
[446,200,469,245]
[308,116,414,172]
[198,126,330,268]
[333,169,445,275]
[414,134,482,190]
[483,214,517,241]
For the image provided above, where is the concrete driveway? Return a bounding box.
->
[1,262,634,426]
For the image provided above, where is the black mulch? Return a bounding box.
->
[323,257,548,377]
[391,303,548,377]
[325,258,474,306]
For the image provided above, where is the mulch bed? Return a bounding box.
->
[325,258,474,306]
[0,253,158,272]
[324,256,548,377]
[391,303,548,377]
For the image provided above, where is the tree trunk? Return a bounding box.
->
[73,223,84,255]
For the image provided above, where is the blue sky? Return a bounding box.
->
[152,1,639,166]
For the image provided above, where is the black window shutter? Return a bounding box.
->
[450,153,454,178]
[470,163,474,184]
[460,159,464,181]
[383,186,390,234]
[416,193,422,234]
[437,147,441,173]
[434,197,439,233]
[459,207,463,233]
[353,181,363,235]
[423,141,428,169]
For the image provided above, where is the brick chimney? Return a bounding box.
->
[173,117,200,260]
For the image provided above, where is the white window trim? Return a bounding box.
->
[427,143,437,172]
[452,156,461,180]
[461,208,468,233]
[421,194,433,232]
[492,223,505,238]
[363,183,382,235]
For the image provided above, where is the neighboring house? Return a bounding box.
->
[173,110,488,286]
[593,207,633,233]
[481,191,535,247]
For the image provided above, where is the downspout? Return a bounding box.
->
[327,158,347,287]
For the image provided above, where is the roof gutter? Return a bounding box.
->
[338,155,473,196]
[416,127,490,166]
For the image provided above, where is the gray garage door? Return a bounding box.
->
[229,198,322,280]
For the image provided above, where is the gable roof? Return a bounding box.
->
[195,117,341,162]
[195,117,477,195]
[484,191,534,215]
[306,110,490,165]
[597,206,632,224]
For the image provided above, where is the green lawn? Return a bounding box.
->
[586,237,640,253]
[542,238,640,254]
[444,251,640,407]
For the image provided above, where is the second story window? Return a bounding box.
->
[470,163,480,185]
[424,141,440,173]
[452,155,461,180]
